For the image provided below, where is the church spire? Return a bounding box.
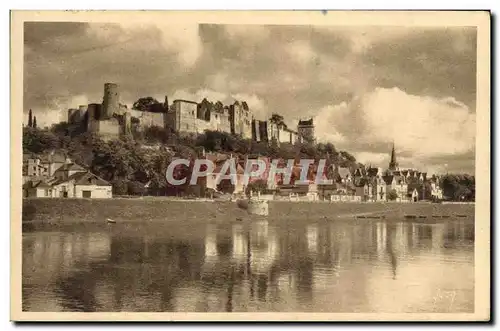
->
[389,142,399,171]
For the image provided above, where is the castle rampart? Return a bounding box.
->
[62,83,315,146]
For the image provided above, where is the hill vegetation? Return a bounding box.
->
[22,123,475,201]
[22,123,360,196]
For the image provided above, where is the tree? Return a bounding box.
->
[387,189,398,201]
[441,174,475,201]
[28,109,33,128]
[217,178,235,194]
[128,181,146,195]
[112,178,128,195]
[270,113,286,128]
[33,116,37,129]
[422,181,432,200]
[143,126,172,144]
[245,179,268,195]
[23,127,60,154]
[132,97,160,112]
[340,151,356,163]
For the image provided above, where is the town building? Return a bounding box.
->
[23,150,69,184]
[369,143,442,202]
[373,174,388,201]
[354,178,374,202]
[429,175,444,200]
[383,174,409,202]
[335,167,353,193]
[276,183,319,201]
[23,152,112,199]
[387,143,399,173]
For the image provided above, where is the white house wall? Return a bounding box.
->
[75,185,113,199]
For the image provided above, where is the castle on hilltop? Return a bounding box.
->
[65,83,316,144]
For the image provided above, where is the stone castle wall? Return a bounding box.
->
[230,102,252,139]
[195,112,231,134]
[65,83,314,144]
[98,118,121,139]
[128,109,166,129]
[172,100,198,133]
[67,105,87,124]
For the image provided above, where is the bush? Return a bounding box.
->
[245,179,268,195]
[387,189,398,201]
[112,179,128,195]
[128,181,145,195]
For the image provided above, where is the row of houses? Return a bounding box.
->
[184,151,444,202]
[22,150,113,199]
[22,144,444,202]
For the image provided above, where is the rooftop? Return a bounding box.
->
[298,118,314,126]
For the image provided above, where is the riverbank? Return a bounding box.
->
[22,197,475,225]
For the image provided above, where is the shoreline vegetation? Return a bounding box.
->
[23,125,476,202]
[22,198,475,226]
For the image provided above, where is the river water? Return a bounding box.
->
[22,218,474,313]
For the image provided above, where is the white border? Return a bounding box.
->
[4,1,496,329]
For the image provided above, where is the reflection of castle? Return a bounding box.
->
[66,82,315,143]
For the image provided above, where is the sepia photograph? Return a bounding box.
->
[10,10,490,321]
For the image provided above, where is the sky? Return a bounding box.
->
[23,22,477,174]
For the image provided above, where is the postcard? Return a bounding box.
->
[11,10,490,322]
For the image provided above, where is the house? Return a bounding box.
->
[429,175,444,200]
[317,183,338,201]
[23,180,52,198]
[353,167,367,181]
[51,171,112,198]
[53,163,87,181]
[23,150,71,184]
[354,178,374,202]
[407,187,419,202]
[383,173,409,202]
[41,150,69,177]
[277,183,319,201]
[23,154,48,179]
[373,175,388,201]
[334,167,353,194]
[23,159,112,199]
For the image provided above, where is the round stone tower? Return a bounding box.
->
[102,83,120,120]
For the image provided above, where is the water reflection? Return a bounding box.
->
[22,219,474,313]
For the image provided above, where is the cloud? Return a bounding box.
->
[314,87,475,172]
[23,22,477,173]
[315,26,417,53]
[286,40,316,65]
[87,22,202,67]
